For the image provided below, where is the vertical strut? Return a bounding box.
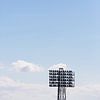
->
[57,85,60,100]
[57,68,66,100]
[58,87,66,100]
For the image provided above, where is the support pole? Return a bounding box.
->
[57,68,66,100]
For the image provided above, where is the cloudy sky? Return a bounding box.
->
[0,0,100,100]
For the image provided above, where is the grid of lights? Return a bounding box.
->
[49,68,75,87]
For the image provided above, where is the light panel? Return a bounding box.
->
[49,69,75,87]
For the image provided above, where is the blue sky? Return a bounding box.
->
[0,0,100,100]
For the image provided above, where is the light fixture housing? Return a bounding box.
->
[49,68,75,87]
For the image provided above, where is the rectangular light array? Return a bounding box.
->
[49,69,75,87]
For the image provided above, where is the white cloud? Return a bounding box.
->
[49,63,68,70]
[0,76,16,87]
[12,60,44,72]
[0,76,55,100]
[0,76,100,100]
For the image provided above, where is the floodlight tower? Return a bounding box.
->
[49,68,75,100]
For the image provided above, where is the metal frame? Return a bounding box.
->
[49,68,75,100]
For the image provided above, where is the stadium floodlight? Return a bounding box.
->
[49,68,75,100]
